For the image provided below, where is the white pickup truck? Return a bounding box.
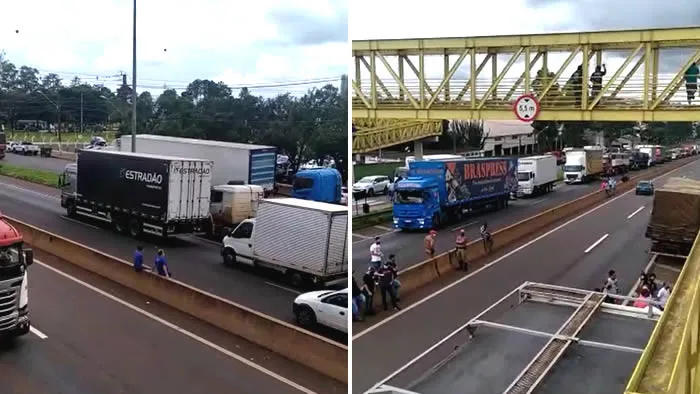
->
[10,142,40,156]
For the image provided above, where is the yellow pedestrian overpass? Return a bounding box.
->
[352,26,700,153]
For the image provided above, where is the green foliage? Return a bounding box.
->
[0,54,348,179]
[447,120,489,150]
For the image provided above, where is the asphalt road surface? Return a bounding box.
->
[1,261,327,394]
[350,156,700,394]
[2,150,70,173]
[352,161,678,273]
[0,176,346,344]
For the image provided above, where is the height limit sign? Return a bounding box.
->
[513,94,540,122]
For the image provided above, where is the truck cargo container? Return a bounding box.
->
[516,155,558,197]
[0,212,33,340]
[392,158,518,230]
[630,150,650,170]
[646,177,700,257]
[563,148,604,184]
[638,146,656,166]
[59,150,213,238]
[120,134,277,191]
[222,198,347,287]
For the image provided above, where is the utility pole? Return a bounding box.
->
[37,90,61,152]
[80,92,84,134]
[131,0,137,152]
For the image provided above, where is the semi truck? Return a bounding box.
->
[516,155,558,197]
[222,198,347,288]
[630,150,650,170]
[563,148,604,184]
[120,134,277,192]
[392,158,518,230]
[638,146,656,166]
[0,212,33,340]
[292,168,343,204]
[59,150,213,238]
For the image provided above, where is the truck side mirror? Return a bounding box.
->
[57,174,63,187]
[23,249,33,266]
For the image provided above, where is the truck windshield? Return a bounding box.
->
[517,172,531,181]
[0,244,22,280]
[292,176,313,190]
[395,190,424,204]
[563,165,583,172]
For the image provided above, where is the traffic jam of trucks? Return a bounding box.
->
[388,143,697,231]
[52,135,349,333]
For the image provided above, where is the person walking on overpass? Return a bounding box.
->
[590,64,607,99]
[133,245,144,273]
[370,237,383,270]
[455,229,468,271]
[685,62,699,104]
[424,230,437,259]
[154,249,171,277]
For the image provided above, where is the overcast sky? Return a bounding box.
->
[351,0,700,101]
[1,0,348,97]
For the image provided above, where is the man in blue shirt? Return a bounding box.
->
[133,245,144,272]
[154,249,171,277]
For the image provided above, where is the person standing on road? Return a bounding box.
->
[455,229,468,271]
[362,267,377,317]
[424,230,437,258]
[377,262,400,311]
[352,271,364,321]
[605,270,619,297]
[133,245,144,273]
[370,237,383,270]
[386,254,401,301]
[154,249,171,277]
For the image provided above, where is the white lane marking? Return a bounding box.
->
[530,198,547,206]
[352,229,398,244]
[627,206,645,220]
[34,260,317,394]
[264,282,301,295]
[0,182,60,201]
[584,234,609,254]
[623,254,658,305]
[60,216,100,230]
[450,221,477,232]
[352,233,371,240]
[353,159,697,340]
[656,263,682,273]
[30,326,48,339]
[373,225,394,232]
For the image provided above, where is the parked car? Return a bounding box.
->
[352,175,390,196]
[292,288,348,334]
[635,180,655,196]
[340,186,348,205]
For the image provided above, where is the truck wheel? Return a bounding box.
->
[128,219,142,238]
[66,203,77,217]
[367,188,374,197]
[288,271,306,288]
[432,213,441,228]
[114,220,127,234]
[223,249,237,267]
[295,305,317,329]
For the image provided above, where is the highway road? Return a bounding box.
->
[0,175,346,344]
[2,151,70,173]
[1,259,336,394]
[352,162,674,272]
[351,156,700,394]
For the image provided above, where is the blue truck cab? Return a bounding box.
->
[392,158,518,230]
[292,168,342,204]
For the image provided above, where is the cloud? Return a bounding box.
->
[0,0,347,97]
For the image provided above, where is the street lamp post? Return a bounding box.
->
[36,90,61,151]
[131,0,137,152]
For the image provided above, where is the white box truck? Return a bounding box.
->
[221,198,347,288]
[563,148,604,184]
[120,134,277,191]
[517,155,558,196]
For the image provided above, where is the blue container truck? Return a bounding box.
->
[392,158,518,230]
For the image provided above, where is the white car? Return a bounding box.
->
[292,288,348,334]
[352,175,390,196]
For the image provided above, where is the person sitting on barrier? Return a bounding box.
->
[386,254,401,301]
[133,245,144,273]
[455,229,468,271]
[656,283,671,310]
[633,288,651,309]
[424,230,437,258]
[154,249,171,277]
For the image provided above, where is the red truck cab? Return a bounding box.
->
[0,212,33,340]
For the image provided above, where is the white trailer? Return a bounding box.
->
[610,152,630,174]
[221,198,347,287]
[563,148,604,184]
[121,134,277,191]
[516,155,558,196]
[638,146,656,166]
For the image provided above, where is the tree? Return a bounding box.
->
[0,55,348,179]
[449,120,489,150]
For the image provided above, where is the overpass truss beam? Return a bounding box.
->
[352,26,700,122]
[352,119,442,153]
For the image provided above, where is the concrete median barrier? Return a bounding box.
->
[374,157,696,309]
[8,218,348,383]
